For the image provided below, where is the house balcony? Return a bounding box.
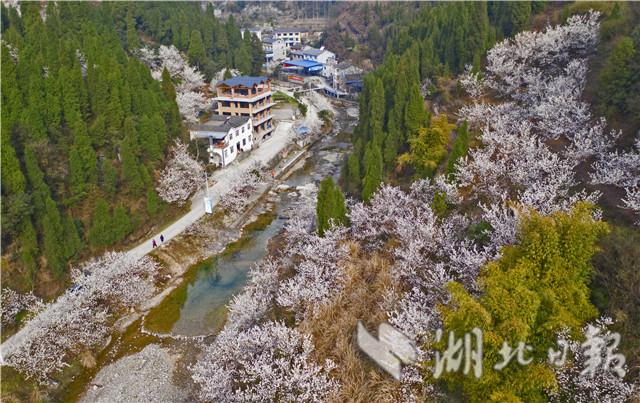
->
[252,102,275,114]
[209,140,227,150]
[215,89,272,103]
[253,113,273,127]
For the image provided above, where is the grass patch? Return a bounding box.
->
[1,366,40,402]
[273,91,307,116]
[318,109,334,122]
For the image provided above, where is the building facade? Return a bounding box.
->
[189,116,253,167]
[273,27,307,48]
[214,76,275,140]
[241,27,262,41]
[262,36,287,64]
[289,46,336,65]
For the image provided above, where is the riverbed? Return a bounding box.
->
[77,103,357,401]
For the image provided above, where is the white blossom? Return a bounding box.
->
[191,321,340,402]
[1,289,45,326]
[225,258,280,332]
[277,225,348,320]
[459,65,485,100]
[551,318,637,403]
[136,45,207,121]
[219,163,268,212]
[2,252,159,383]
[76,49,87,78]
[621,187,640,225]
[175,90,206,123]
[156,140,205,204]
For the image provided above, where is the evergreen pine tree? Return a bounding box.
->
[345,153,361,197]
[250,33,265,75]
[146,187,161,216]
[368,77,385,146]
[362,142,383,202]
[383,116,399,172]
[89,198,112,248]
[316,177,348,236]
[598,36,636,115]
[42,198,66,278]
[404,82,429,138]
[112,204,131,242]
[161,67,176,101]
[62,213,82,260]
[188,29,206,68]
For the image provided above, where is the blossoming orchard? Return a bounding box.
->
[1,3,639,402]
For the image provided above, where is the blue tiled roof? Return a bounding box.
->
[218,76,269,88]
[283,59,324,68]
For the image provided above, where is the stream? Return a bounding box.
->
[143,106,356,338]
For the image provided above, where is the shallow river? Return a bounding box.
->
[145,111,355,338]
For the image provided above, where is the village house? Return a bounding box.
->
[262,35,287,65]
[290,46,336,65]
[214,76,275,140]
[327,61,364,94]
[189,116,253,167]
[241,27,262,41]
[273,27,308,48]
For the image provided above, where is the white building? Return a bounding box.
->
[241,27,262,41]
[189,116,253,167]
[273,27,308,48]
[290,46,336,65]
[262,35,287,64]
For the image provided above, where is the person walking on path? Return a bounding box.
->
[160,234,165,244]
[152,239,157,248]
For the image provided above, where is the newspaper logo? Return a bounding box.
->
[356,321,417,380]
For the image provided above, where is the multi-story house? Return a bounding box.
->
[214,76,275,140]
[273,27,308,48]
[189,116,253,167]
[262,35,287,65]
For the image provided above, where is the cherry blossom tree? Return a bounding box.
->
[277,222,349,320]
[191,321,339,402]
[219,162,268,212]
[1,289,45,326]
[175,90,206,123]
[156,140,205,205]
[137,45,207,122]
[590,137,640,223]
[455,12,607,215]
[225,258,280,332]
[2,252,159,383]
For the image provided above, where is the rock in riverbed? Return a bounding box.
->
[81,344,186,403]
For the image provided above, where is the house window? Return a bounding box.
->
[242,138,246,146]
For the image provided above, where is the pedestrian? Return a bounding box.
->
[160,234,165,243]
[271,169,275,179]
[152,239,157,248]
